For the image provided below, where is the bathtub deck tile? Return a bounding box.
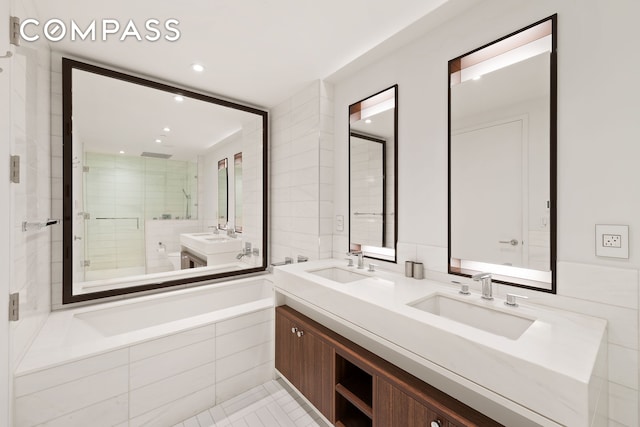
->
[215,320,274,359]
[14,348,129,397]
[216,308,274,337]
[130,324,216,362]
[216,341,272,382]
[130,338,215,389]
[130,362,215,418]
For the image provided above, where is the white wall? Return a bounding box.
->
[0,0,12,423]
[3,0,52,425]
[331,0,640,425]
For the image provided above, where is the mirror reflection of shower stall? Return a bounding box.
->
[74,151,198,282]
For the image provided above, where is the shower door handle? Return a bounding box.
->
[74,235,82,241]
[498,239,519,246]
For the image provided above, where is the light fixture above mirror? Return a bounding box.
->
[448,15,557,292]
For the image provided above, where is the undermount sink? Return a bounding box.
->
[180,233,242,255]
[204,236,228,242]
[308,267,369,284]
[408,294,534,340]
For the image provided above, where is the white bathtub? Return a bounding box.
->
[76,278,272,336]
[15,276,276,427]
[18,276,274,375]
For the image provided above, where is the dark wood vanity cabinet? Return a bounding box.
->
[275,305,502,427]
[275,306,333,419]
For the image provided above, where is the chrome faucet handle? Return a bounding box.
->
[345,257,354,267]
[368,263,378,272]
[472,272,492,280]
[459,283,470,295]
[473,272,493,300]
[505,293,528,307]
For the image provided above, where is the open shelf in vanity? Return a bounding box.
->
[335,354,373,425]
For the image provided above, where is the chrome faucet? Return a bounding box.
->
[347,251,364,269]
[237,242,252,259]
[472,272,493,300]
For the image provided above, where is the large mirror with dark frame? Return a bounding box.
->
[448,15,557,292]
[349,85,398,263]
[62,58,268,304]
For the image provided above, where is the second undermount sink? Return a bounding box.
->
[408,294,534,340]
[180,233,242,255]
[308,267,369,284]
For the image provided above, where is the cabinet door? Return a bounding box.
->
[299,329,332,419]
[275,308,300,385]
[376,378,452,427]
[275,308,332,420]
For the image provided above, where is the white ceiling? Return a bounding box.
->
[73,68,259,161]
[33,0,473,108]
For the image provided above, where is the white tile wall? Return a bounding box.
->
[270,80,334,263]
[5,2,52,425]
[13,308,274,427]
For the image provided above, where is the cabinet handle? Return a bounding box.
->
[291,327,298,334]
[430,421,442,427]
[296,330,304,338]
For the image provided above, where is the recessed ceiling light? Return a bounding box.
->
[365,119,372,124]
[119,150,125,154]
[191,63,205,72]
[174,95,184,102]
[163,127,171,132]
[155,139,162,144]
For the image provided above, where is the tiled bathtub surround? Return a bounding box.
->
[14,278,274,427]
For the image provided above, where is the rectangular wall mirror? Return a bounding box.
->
[234,152,243,233]
[349,85,398,262]
[448,15,557,291]
[217,158,229,229]
[62,58,268,304]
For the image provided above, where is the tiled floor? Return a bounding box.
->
[174,379,330,427]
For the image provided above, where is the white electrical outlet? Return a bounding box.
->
[602,234,622,248]
[596,225,629,258]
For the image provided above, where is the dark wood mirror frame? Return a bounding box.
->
[447,15,557,293]
[62,58,268,304]
[348,84,398,263]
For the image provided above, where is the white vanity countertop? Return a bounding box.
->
[273,259,607,426]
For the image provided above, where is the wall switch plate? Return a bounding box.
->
[336,215,344,232]
[595,224,629,258]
